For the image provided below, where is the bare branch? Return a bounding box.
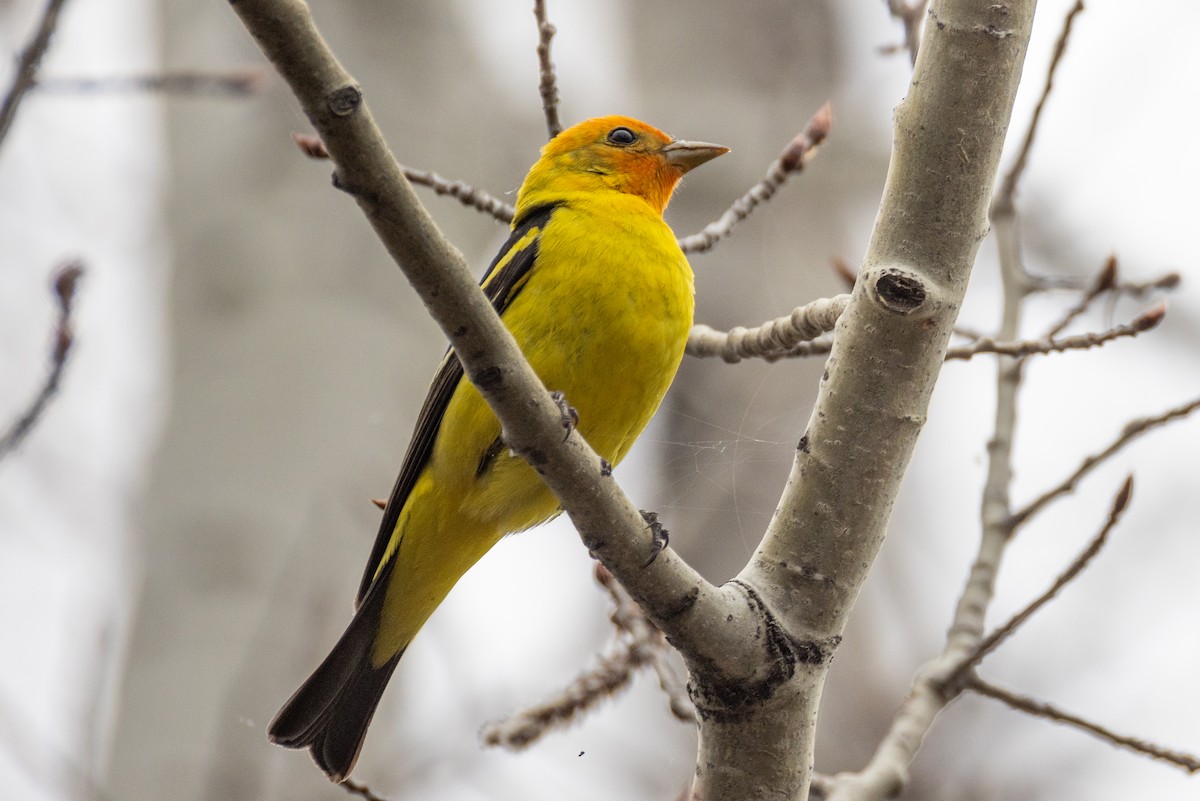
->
[944,477,1132,690]
[967,676,1200,774]
[0,0,70,152]
[1043,254,1117,338]
[342,779,391,801]
[292,133,516,223]
[685,294,849,362]
[945,304,1164,361]
[1011,396,1200,528]
[678,102,831,254]
[481,645,645,750]
[993,0,1084,212]
[533,0,562,140]
[34,69,267,96]
[481,565,693,750]
[882,0,931,65]
[0,261,84,461]
[595,565,694,722]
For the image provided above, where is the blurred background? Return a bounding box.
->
[1,0,1198,799]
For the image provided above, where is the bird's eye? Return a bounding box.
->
[606,126,637,145]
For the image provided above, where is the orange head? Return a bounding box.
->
[515,116,728,219]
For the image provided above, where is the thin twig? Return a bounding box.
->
[678,102,831,255]
[967,676,1200,774]
[993,0,1084,210]
[1043,254,1117,338]
[0,261,84,461]
[882,0,931,66]
[34,69,267,96]
[1010,395,1200,529]
[945,304,1164,361]
[342,779,390,801]
[292,133,516,223]
[944,477,1132,690]
[0,0,70,152]
[595,565,694,722]
[480,564,694,749]
[532,0,562,140]
[686,295,849,363]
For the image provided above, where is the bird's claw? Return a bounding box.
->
[640,510,669,567]
[550,390,579,442]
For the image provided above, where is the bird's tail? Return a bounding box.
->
[268,563,400,782]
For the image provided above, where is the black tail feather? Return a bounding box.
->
[269,562,401,782]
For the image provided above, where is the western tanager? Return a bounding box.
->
[268,116,727,781]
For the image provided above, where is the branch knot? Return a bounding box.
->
[326,83,362,116]
[872,268,928,315]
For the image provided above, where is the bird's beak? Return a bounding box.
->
[662,139,730,173]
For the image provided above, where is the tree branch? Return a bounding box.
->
[480,565,693,750]
[677,102,830,255]
[943,476,1132,691]
[967,676,1200,774]
[719,3,1037,799]
[1010,395,1200,529]
[944,303,1164,361]
[34,69,267,96]
[685,294,849,363]
[0,261,84,461]
[0,0,70,153]
[532,0,562,139]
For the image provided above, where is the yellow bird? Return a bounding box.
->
[268,116,727,781]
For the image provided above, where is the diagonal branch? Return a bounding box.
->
[967,676,1200,774]
[0,261,84,461]
[1010,396,1200,529]
[0,0,70,152]
[292,132,517,223]
[480,565,693,751]
[677,102,831,254]
[943,476,1132,691]
[993,0,1084,211]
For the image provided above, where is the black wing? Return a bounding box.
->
[354,202,559,604]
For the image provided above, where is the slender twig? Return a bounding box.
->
[0,0,70,152]
[342,779,390,801]
[882,0,931,66]
[678,102,831,254]
[944,477,1132,690]
[686,295,849,363]
[292,133,516,223]
[34,69,267,96]
[994,0,1084,210]
[1043,255,1117,338]
[596,565,694,722]
[532,0,562,139]
[699,301,1160,366]
[945,304,1164,361]
[967,676,1200,774]
[481,565,695,749]
[1010,396,1200,529]
[0,261,83,461]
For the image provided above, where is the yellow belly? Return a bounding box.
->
[373,195,693,663]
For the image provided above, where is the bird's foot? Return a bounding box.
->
[640,510,669,566]
[550,390,579,441]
